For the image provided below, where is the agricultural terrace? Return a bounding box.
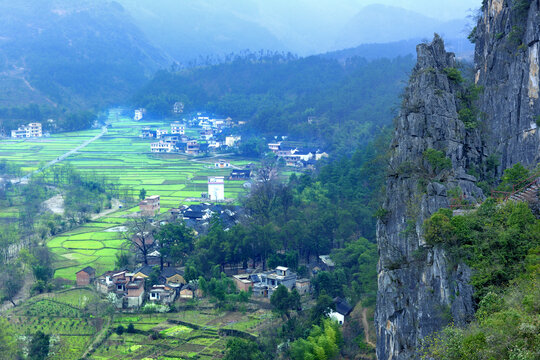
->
[0,109,254,280]
[90,308,272,360]
[5,287,273,360]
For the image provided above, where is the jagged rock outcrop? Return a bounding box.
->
[376,1,540,359]
[375,35,481,360]
[474,0,540,169]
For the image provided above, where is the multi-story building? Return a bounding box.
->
[156,129,168,139]
[208,177,225,201]
[139,195,160,217]
[225,135,241,147]
[170,122,185,135]
[11,123,42,138]
[151,141,174,153]
[173,102,184,114]
[134,109,144,121]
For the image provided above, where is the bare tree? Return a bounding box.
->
[123,216,156,265]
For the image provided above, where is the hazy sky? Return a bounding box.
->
[349,0,482,21]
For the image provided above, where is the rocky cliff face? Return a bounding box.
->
[375,35,481,360]
[376,1,540,359]
[474,0,540,169]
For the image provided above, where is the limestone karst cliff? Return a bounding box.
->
[375,1,540,359]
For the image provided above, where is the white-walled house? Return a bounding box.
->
[329,297,353,325]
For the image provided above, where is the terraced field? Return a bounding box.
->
[90,309,271,360]
[6,289,104,360]
[0,110,253,280]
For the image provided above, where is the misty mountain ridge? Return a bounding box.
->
[0,0,169,109]
[335,4,471,50]
[119,1,475,63]
[0,0,476,115]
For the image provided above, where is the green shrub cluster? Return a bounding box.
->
[423,149,452,176]
[443,68,464,84]
[420,247,539,360]
[424,200,539,301]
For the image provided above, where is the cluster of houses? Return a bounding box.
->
[76,265,201,309]
[232,266,309,298]
[11,122,43,138]
[136,111,242,155]
[76,262,352,322]
[268,141,328,168]
[143,125,241,156]
[169,202,241,233]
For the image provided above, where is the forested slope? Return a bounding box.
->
[134,54,414,152]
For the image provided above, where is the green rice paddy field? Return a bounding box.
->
[0,110,253,280]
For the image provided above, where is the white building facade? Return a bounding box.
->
[208,177,225,201]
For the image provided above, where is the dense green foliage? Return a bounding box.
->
[224,338,264,360]
[0,317,20,359]
[134,54,414,152]
[270,285,301,319]
[424,200,539,301]
[423,149,452,176]
[420,248,539,360]
[28,331,50,360]
[289,319,344,360]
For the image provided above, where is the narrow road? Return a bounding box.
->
[17,125,108,184]
[91,198,121,220]
[362,307,376,347]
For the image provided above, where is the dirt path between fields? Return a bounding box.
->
[362,307,376,347]
[82,316,111,358]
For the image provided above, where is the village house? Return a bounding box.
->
[214,160,231,168]
[170,122,185,134]
[76,266,95,286]
[329,297,353,325]
[225,135,241,147]
[159,267,186,286]
[319,255,335,271]
[173,102,184,114]
[179,283,202,299]
[238,266,298,298]
[134,109,144,121]
[141,127,157,138]
[132,265,154,279]
[268,141,282,153]
[232,274,253,292]
[139,195,160,217]
[200,129,213,141]
[208,140,221,149]
[11,122,42,138]
[149,285,176,304]
[126,280,145,308]
[208,177,225,201]
[186,140,200,155]
[229,169,251,181]
[156,129,168,139]
[151,140,174,153]
[96,270,145,308]
[295,278,311,295]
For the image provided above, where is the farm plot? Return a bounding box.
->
[91,309,270,360]
[48,218,129,281]
[7,296,100,360]
[0,112,251,279]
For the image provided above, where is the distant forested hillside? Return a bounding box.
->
[134,54,415,152]
[0,0,168,132]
